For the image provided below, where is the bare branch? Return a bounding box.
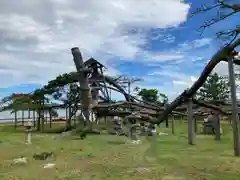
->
[200,10,240,29]
[191,0,240,40]
[190,3,221,17]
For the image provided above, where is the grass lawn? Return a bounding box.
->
[0,120,240,180]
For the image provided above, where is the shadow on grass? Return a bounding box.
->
[107,140,126,145]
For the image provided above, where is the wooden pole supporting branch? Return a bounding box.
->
[227,55,240,156]
[187,98,194,145]
[14,110,17,129]
[194,116,197,133]
[49,108,52,128]
[171,115,175,134]
[33,110,36,127]
[164,102,169,128]
[22,110,24,125]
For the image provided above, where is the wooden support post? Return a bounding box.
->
[41,99,45,132]
[33,110,36,127]
[65,107,68,120]
[69,106,71,121]
[187,98,194,145]
[104,116,107,124]
[165,102,169,128]
[74,115,76,126]
[227,55,240,156]
[14,110,17,129]
[194,116,197,133]
[37,111,40,131]
[214,113,221,141]
[49,108,52,128]
[171,115,175,134]
[28,109,31,119]
[22,110,24,125]
[66,106,71,130]
[36,101,41,131]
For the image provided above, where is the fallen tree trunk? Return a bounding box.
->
[155,40,240,124]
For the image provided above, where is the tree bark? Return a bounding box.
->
[71,47,91,125]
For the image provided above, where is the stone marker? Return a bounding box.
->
[24,121,33,144]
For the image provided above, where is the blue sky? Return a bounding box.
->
[0,0,238,103]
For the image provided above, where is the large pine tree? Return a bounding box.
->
[197,73,230,101]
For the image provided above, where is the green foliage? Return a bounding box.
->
[135,88,168,103]
[159,93,168,103]
[49,109,58,117]
[34,72,78,97]
[1,93,44,112]
[137,88,159,102]
[196,73,230,101]
[0,72,81,113]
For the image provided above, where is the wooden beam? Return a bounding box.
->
[227,55,240,156]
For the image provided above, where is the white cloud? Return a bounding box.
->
[178,38,212,52]
[145,68,198,100]
[0,0,190,89]
[150,53,184,62]
[172,80,189,85]
[193,38,212,48]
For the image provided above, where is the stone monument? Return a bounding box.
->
[24,121,33,144]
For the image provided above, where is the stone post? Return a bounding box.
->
[24,121,33,144]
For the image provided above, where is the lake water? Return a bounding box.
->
[0,109,67,123]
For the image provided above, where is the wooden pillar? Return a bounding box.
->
[14,110,17,129]
[104,116,107,124]
[214,113,221,141]
[49,108,52,128]
[33,110,36,127]
[21,110,24,125]
[37,110,40,131]
[66,106,71,130]
[187,98,194,145]
[41,99,45,132]
[28,109,31,119]
[165,102,169,128]
[194,116,197,133]
[227,55,240,156]
[171,115,175,134]
[74,114,76,126]
[65,107,68,120]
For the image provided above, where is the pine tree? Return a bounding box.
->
[197,73,230,101]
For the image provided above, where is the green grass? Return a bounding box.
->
[0,120,240,180]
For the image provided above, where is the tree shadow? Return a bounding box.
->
[107,140,126,145]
